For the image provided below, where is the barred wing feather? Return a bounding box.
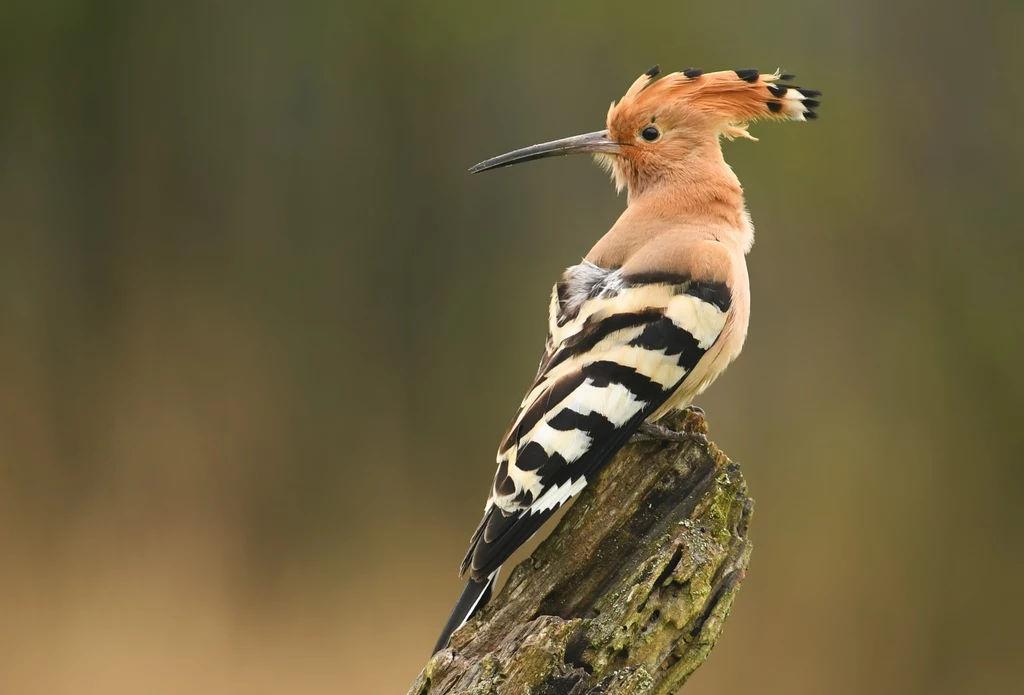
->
[460,267,731,580]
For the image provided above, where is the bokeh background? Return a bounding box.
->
[2,1,1023,693]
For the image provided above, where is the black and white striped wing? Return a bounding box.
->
[461,266,731,581]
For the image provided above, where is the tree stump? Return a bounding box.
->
[409,409,753,695]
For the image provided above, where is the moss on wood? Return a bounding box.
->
[409,410,752,695]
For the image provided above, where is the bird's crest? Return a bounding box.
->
[609,67,820,141]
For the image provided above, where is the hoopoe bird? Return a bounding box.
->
[433,66,820,654]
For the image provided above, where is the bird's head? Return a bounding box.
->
[470,66,819,199]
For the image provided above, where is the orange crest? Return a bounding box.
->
[607,66,820,143]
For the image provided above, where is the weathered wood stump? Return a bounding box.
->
[409,409,752,695]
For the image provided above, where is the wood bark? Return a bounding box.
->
[409,409,752,695]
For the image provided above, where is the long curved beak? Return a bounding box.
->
[469,130,621,174]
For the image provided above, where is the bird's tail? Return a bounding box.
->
[431,571,498,654]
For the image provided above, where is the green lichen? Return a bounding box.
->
[409,412,753,695]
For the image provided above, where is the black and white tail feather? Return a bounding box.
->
[431,571,498,654]
[432,261,732,653]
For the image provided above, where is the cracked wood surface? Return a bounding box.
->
[409,409,752,695]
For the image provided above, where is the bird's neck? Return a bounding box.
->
[626,139,752,254]
[628,139,744,219]
[588,139,755,267]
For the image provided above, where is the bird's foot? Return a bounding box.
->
[681,404,705,418]
[631,421,709,447]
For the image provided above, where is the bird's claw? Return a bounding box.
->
[631,421,709,447]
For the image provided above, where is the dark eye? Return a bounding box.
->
[640,125,660,142]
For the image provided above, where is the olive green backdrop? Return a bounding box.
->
[2,1,1022,693]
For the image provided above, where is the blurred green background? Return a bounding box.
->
[2,1,1023,693]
